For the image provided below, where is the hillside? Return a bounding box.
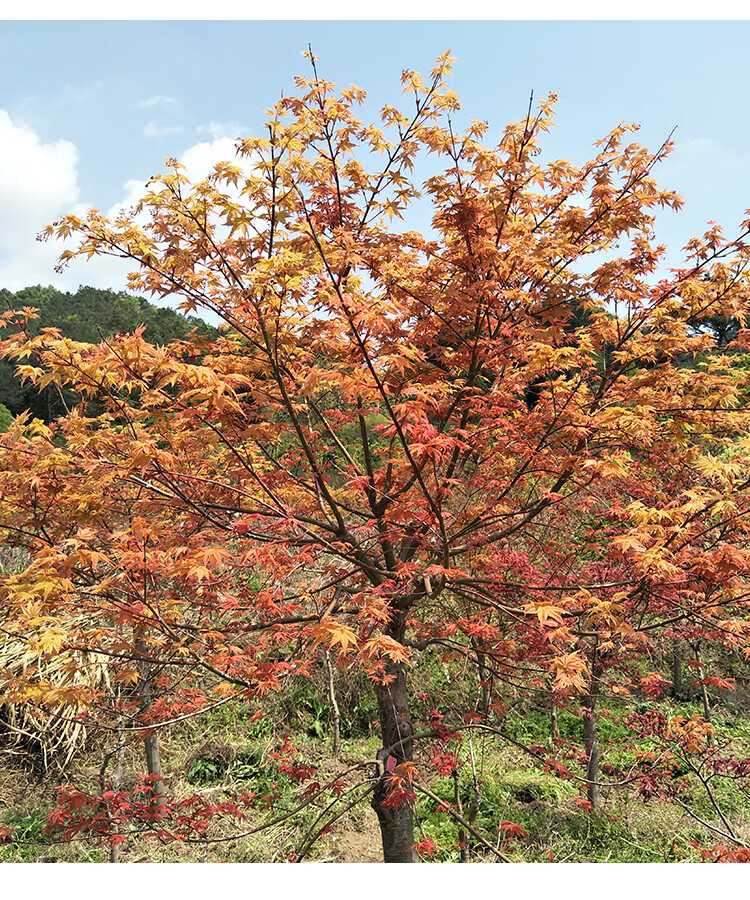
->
[0,285,217,424]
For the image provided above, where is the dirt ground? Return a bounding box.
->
[0,739,389,863]
[324,814,383,863]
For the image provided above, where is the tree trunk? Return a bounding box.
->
[472,639,492,721]
[323,650,341,755]
[110,713,126,863]
[453,766,469,862]
[102,703,126,864]
[143,727,165,806]
[549,676,560,744]
[693,643,714,747]
[583,640,601,814]
[672,640,684,698]
[371,613,418,863]
[551,696,560,744]
[582,695,601,813]
[136,638,166,811]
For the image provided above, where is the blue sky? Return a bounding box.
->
[1,19,749,298]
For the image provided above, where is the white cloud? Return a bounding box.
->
[180,137,242,180]
[0,110,150,293]
[143,120,184,139]
[0,110,82,290]
[0,113,251,297]
[60,81,106,107]
[137,95,181,110]
[197,121,244,141]
[675,137,717,158]
[94,138,247,241]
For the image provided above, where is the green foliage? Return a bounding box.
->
[289,679,331,738]
[0,809,50,862]
[3,284,216,346]
[413,762,713,864]
[187,756,224,785]
[499,770,577,804]
[200,699,253,731]
[339,689,377,738]
[187,744,266,786]
[8,808,47,843]
[277,671,377,741]
[503,704,582,744]
[230,747,265,780]
[0,284,217,421]
[0,403,11,433]
[560,811,662,862]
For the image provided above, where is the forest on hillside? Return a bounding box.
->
[2,55,750,865]
[0,286,216,426]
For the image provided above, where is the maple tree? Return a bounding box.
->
[2,52,750,862]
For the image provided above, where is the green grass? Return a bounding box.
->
[3,672,750,863]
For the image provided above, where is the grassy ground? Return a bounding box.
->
[2,685,750,863]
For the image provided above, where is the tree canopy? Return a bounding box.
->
[1,53,750,863]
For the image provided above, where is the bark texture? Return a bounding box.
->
[371,612,418,863]
[582,691,601,813]
[136,638,166,811]
[323,650,342,755]
[583,641,601,813]
[672,640,684,698]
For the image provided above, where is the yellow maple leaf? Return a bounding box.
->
[314,617,359,655]
[361,635,410,665]
[114,668,140,686]
[549,652,589,694]
[524,601,566,627]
